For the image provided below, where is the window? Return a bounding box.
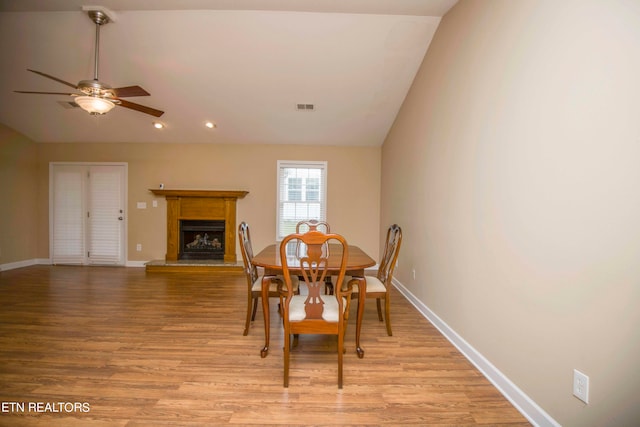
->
[277,160,327,240]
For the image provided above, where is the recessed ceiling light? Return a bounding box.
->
[153,122,164,129]
[205,121,216,129]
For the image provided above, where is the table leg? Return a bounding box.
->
[260,275,272,358]
[355,276,366,358]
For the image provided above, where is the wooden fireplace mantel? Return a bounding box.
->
[150,189,248,263]
[150,189,249,199]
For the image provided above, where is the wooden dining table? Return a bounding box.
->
[252,241,376,358]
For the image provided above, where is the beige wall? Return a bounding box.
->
[32,142,380,263]
[0,124,39,265]
[382,1,640,426]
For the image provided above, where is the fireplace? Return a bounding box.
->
[180,220,225,260]
[150,189,248,263]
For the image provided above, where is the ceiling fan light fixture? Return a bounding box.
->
[75,95,115,115]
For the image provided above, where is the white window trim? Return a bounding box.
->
[276,160,327,241]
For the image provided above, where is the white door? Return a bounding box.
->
[50,163,127,265]
[51,165,86,264]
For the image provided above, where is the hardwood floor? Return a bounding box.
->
[0,266,530,426]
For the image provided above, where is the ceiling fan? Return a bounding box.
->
[15,8,164,117]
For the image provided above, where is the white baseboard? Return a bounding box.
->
[125,260,147,268]
[3,259,372,271]
[392,278,560,427]
[1,258,148,271]
[0,259,38,272]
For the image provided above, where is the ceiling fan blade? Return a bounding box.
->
[116,99,164,117]
[27,69,77,89]
[14,90,77,96]
[111,86,150,98]
[15,91,76,95]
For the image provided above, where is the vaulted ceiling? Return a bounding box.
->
[0,0,457,145]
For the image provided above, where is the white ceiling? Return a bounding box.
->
[0,0,457,145]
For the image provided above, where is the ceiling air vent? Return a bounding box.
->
[296,103,315,111]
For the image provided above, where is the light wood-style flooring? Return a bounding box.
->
[0,266,530,426]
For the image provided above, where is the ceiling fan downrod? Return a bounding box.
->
[88,10,109,82]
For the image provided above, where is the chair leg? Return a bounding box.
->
[376,297,383,321]
[342,307,349,353]
[337,332,344,389]
[341,320,348,356]
[243,296,255,336]
[284,333,291,387]
[324,276,334,295]
[384,296,392,336]
[251,298,258,320]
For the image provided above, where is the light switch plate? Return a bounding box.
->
[137,202,147,209]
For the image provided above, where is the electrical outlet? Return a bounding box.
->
[136,243,142,252]
[573,369,589,404]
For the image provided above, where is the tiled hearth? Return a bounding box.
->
[145,258,244,273]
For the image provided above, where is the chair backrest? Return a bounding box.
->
[294,220,330,258]
[377,224,402,286]
[295,219,330,234]
[238,222,258,285]
[280,230,348,320]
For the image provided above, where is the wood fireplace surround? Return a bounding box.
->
[150,189,248,263]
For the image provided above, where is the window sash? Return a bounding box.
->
[277,161,327,240]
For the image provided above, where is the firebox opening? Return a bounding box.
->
[179,220,225,260]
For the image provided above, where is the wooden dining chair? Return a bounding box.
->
[295,219,333,294]
[279,229,352,388]
[295,219,330,234]
[340,224,402,336]
[238,222,298,336]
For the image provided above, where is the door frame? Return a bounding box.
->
[49,162,128,265]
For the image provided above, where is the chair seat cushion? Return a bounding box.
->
[252,275,299,292]
[339,275,386,293]
[289,294,346,322]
